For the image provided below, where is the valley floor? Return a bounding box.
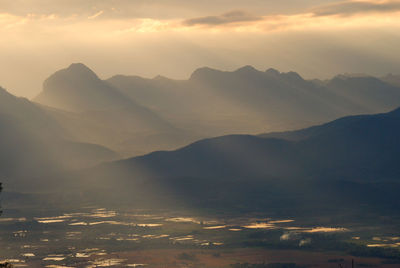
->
[0,205,400,267]
[13,249,400,268]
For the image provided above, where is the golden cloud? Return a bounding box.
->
[1,1,400,36]
[311,0,400,17]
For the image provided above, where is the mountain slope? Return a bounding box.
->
[34,63,196,156]
[34,63,400,156]
[0,87,117,190]
[106,108,400,180]
[83,108,400,212]
[108,66,400,135]
[34,63,172,131]
[326,75,400,112]
[35,63,134,112]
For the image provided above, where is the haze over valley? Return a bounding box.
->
[2,63,400,267]
[7,62,399,159]
[2,0,400,267]
[2,62,400,206]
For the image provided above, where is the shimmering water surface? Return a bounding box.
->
[0,206,398,267]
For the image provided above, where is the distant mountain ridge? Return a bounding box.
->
[82,107,400,212]
[102,107,400,180]
[34,63,195,156]
[3,62,400,212]
[32,63,400,157]
[35,63,129,112]
[325,74,400,112]
[107,64,400,135]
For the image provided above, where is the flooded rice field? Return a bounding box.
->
[0,206,399,267]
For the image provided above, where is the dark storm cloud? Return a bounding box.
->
[183,10,263,26]
[312,0,400,17]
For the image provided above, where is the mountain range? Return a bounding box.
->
[107,65,400,135]
[81,107,400,213]
[32,63,400,157]
[1,63,400,213]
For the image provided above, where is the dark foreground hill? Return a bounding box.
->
[82,108,400,214]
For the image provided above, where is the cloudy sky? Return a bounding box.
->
[1,0,400,97]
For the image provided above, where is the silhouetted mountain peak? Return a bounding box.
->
[189,67,222,81]
[41,63,101,93]
[153,75,170,81]
[331,74,347,81]
[265,68,305,82]
[35,63,139,112]
[343,73,371,78]
[329,74,390,89]
[332,73,377,81]
[234,65,259,74]
[265,68,281,76]
[63,63,99,80]
[280,71,304,82]
[190,65,264,82]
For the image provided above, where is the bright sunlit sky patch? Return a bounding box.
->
[1,0,400,97]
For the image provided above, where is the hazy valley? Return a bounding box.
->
[1,63,400,267]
